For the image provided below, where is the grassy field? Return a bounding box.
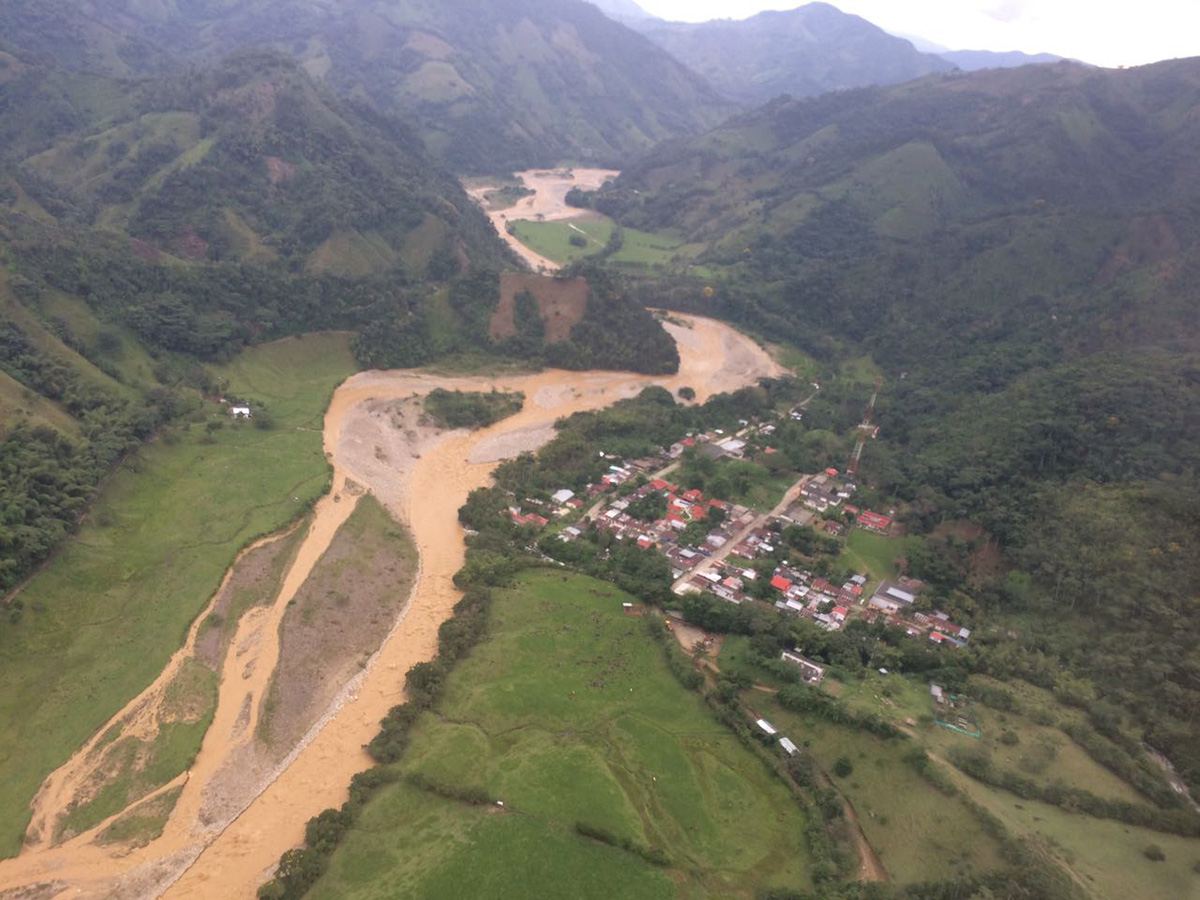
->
[838,529,918,585]
[36,288,163,390]
[508,217,703,269]
[309,570,814,900]
[922,697,1153,807]
[754,694,1008,884]
[0,333,355,857]
[608,227,705,269]
[0,368,79,437]
[942,766,1200,900]
[509,217,613,264]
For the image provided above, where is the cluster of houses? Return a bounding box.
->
[673,560,757,604]
[507,486,585,528]
[867,580,971,647]
[509,414,977,655]
[578,477,756,577]
[769,566,868,631]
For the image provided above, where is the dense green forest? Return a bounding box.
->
[583,59,1200,792]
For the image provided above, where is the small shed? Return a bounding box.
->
[229,405,252,419]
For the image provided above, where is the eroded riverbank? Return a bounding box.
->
[0,315,783,900]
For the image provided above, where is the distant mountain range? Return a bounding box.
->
[629,3,953,105]
[0,0,736,173]
[592,1,1068,105]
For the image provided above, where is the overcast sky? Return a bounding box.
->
[633,0,1200,68]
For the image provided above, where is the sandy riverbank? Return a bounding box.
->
[0,314,783,900]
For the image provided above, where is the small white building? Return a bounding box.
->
[229,405,252,419]
[779,737,799,756]
[551,488,576,505]
[755,718,777,736]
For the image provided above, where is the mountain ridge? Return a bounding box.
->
[627,2,954,105]
[0,0,736,173]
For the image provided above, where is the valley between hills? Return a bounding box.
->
[0,294,785,898]
[0,3,1198,899]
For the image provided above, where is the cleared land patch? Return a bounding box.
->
[308,570,814,899]
[488,271,588,343]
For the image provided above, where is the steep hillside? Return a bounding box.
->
[586,58,1200,788]
[0,0,736,172]
[6,50,500,274]
[631,3,952,105]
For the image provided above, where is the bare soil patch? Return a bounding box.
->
[257,495,418,762]
[488,272,589,343]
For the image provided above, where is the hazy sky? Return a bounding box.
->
[633,0,1200,68]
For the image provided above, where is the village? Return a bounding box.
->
[503,407,975,657]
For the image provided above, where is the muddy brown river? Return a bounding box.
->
[0,314,783,899]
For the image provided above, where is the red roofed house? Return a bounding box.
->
[857,510,892,533]
[832,606,848,621]
[824,467,839,476]
[649,479,668,491]
[770,575,792,592]
[682,488,703,502]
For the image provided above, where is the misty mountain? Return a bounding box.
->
[941,49,1065,70]
[629,3,953,105]
[0,0,735,173]
[585,0,656,22]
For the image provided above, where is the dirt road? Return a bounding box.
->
[0,314,783,900]
[465,167,619,272]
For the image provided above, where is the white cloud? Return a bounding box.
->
[633,0,1200,67]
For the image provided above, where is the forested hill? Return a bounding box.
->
[629,3,952,106]
[0,0,736,173]
[5,50,504,275]
[586,58,1200,787]
[0,45,679,594]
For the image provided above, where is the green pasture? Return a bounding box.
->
[0,368,78,437]
[509,217,613,263]
[508,216,702,269]
[755,694,1007,883]
[924,698,1153,807]
[310,570,814,899]
[942,766,1200,900]
[0,333,355,857]
[838,529,917,586]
